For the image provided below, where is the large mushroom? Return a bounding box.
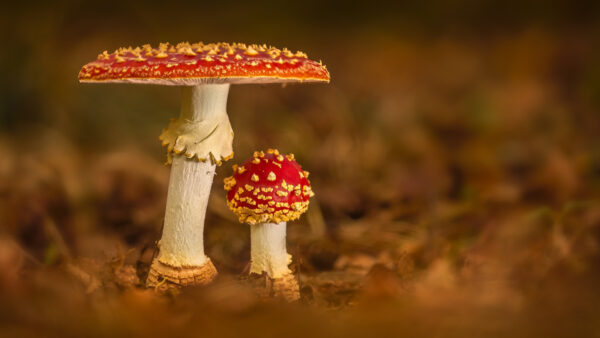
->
[224,149,314,300]
[78,42,329,289]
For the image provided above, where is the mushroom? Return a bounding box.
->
[78,42,329,290]
[224,149,314,300]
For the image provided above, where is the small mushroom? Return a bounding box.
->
[224,149,314,301]
[78,42,329,290]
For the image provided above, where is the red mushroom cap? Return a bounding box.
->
[224,149,314,225]
[78,42,330,85]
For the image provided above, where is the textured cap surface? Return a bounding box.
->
[79,42,330,85]
[224,149,313,225]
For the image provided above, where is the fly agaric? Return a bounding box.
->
[79,42,329,290]
[224,149,314,300]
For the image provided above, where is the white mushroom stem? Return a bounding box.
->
[250,222,293,278]
[157,84,231,267]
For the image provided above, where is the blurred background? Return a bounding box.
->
[1,0,600,336]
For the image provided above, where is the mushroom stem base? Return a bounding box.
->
[146,258,217,291]
[245,272,300,302]
[272,273,300,301]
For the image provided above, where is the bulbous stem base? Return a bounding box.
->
[146,258,217,292]
[272,273,300,301]
[245,272,300,302]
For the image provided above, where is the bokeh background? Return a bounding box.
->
[1,0,600,336]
